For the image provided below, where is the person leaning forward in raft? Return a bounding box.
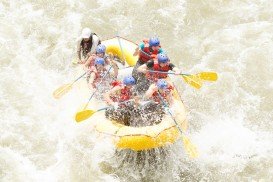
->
[145,79,174,106]
[104,76,138,126]
[134,79,175,125]
[136,52,182,93]
[132,37,164,82]
[76,28,101,64]
[87,57,118,90]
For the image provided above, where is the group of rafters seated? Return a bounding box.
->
[77,29,181,126]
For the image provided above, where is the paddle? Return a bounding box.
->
[148,70,218,89]
[196,72,218,81]
[138,48,218,81]
[157,92,199,158]
[75,99,138,122]
[148,70,218,81]
[148,70,202,89]
[75,106,110,122]
[75,66,113,122]
[53,72,87,99]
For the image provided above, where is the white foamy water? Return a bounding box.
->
[1,0,273,181]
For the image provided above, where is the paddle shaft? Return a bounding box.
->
[95,99,135,113]
[97,106,111,112]
[72,72,87,84]
[117,35,126,65]
[148,70,190,76]
[173,84,184,103]
[84,66,113,109]
[157,92,185,136]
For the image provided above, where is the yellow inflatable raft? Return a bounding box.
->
[90,37,188,151]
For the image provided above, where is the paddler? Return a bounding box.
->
[145,79,174,106]
[132,37,165,82]
[136,52,182,93]
[88,57,118,89]
[76,28,101,64]
[104,76,138,126]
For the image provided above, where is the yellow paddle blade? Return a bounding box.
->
[182,135,199,158]
[75,109,96,122]
[182,75,202,89]
[72,58,78,65]
[53,83,73,99]
[197,72,218,81]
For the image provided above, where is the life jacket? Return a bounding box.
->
[80,33,101,57]
[152,85,174,103]
[91,66,107,88]
[138,39,160,63]
[146,61,171,82]
[110,82,132,103]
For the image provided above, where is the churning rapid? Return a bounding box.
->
[1,0,273,181]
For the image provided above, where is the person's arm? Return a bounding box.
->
[169,63,182,75]
[105,56,119,78]
[137,64,148,73]
[166,91,174,106]
[166,81,175,106]
[137,60,153,73]
[89,72,96,87]
[112,61,119,78]
[133,47,139,56]
[104,86,121,105]
[104,55,111,65]
[144,84,157,99]
[90,35,100,54]
[84,56,92,71]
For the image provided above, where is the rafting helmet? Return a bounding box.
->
[96,44,106,54]
[81,28,91,38]
[157,79,168,89]
[149,37,160,47]
[157,53,169,63]
[95,57,105,65]
[123,76,136,85]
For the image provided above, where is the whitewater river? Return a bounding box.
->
[1,0,272,181]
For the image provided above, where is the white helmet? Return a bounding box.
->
[81,28,92,38]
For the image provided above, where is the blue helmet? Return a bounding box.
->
[123,76,136,85]
[157,53,169,63]
[149,37,160,47]
[157,79,168,89]
[96,44,106,54]
[95,57,105,65]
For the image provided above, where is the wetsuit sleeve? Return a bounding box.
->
[139,43,145,50]
[169,63,176,70]
[146,60,154,69]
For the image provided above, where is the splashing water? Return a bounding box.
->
[1,0,273,181]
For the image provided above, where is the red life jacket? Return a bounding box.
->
[138,39,160,63]
[110,82,132,102]
[152,85,174,103]
[146,61,171,82]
